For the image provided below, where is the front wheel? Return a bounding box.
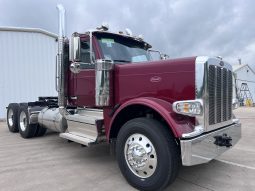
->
[116,118,180,191]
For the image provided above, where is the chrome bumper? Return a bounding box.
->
[180,121,241,166]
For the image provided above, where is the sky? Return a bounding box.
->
[0,0,255,70]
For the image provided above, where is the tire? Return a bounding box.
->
[6,103,20,133]
[116,118,180,191]
[34,125,47,137]
[18,106,37,138]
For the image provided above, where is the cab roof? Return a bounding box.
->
[85,30,152,49]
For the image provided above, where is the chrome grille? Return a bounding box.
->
[227,70,233,119]
[208,65,232,125]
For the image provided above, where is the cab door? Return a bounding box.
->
[73,37,96,107]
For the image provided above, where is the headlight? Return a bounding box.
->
[172,100,203,116]
[232,98,239,110]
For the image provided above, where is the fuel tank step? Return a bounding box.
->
[66,109,103,125]
[77,108,103,118]
[60,132,96,146]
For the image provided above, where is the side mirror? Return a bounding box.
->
[160,53,169,60]
[148,49,170,61]
[148,49,161,61]
[70,33,81,62]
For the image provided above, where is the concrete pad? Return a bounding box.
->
[0,107,254,190]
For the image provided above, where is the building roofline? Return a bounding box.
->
[233,64,255,75]
[0,26,58,39]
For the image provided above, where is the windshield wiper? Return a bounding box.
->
[113,59,131,63]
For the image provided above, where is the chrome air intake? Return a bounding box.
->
[95,59,113,106]
[195,56,233,132]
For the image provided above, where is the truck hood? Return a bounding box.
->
[114,57,196,104]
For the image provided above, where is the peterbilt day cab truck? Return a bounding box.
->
[6,5,241,191]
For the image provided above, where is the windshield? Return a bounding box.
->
[96,33,151,63]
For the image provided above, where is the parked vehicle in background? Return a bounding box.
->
[6,4,241,191]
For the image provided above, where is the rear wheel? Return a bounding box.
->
[18,106,37,138]
[116,118,180,191]
[7,103,20,132]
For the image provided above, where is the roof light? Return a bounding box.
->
[138,34,143,40]
[125,28,132,36]
[102,22,109,30]
[96,22,109,31]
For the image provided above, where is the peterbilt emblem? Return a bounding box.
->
[219,61,224,66]
[150,76,162,83]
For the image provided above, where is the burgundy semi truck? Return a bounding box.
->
[6,5,241,191]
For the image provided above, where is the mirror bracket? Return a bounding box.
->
[70,62,94,73]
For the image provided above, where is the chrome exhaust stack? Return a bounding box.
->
[56,4,67,113]
[57,4,66,39]
[38,4,68,132]
[36,5,68,132]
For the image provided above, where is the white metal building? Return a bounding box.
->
[233,64,255,105]
[0,27,58,118]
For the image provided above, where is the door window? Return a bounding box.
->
[80,41,90,63]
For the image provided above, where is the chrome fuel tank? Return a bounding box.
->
[38,108,67,132]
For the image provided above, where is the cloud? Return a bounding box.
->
[0,0,254,69]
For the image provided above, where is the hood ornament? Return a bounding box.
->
[220,61,224,66]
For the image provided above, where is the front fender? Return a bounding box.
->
[107,97,195,139]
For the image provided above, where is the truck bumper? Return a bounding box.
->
[180,121,241,166]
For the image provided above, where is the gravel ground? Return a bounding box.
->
[0,107,254,191]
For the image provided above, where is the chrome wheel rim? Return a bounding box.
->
[8,109,14,126]
[124,133,157,178]
[19,111,27,132]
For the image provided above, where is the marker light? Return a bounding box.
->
[173,100,203,116]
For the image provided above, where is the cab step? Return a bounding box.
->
[60,108,105,146]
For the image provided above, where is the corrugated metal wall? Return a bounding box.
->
[0,29,58,118]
